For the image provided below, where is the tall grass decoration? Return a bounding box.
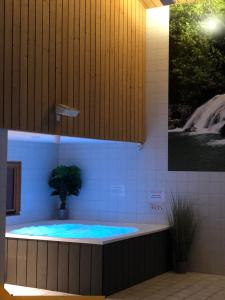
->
[167,194,199,273]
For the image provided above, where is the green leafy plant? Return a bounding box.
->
[167,194,199,271]
[48,165,82,210]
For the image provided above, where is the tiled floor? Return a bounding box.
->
[5,272,225,300]
[108,272,225,300]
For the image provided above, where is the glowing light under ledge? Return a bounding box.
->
[8,130,137,145]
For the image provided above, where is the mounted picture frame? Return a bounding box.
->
[169,0,225,171]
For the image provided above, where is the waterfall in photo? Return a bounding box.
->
[168,0,225,171]
[183,94,225,134]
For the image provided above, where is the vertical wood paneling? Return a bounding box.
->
[109,0,115,140]
[26,240,37,287]
[100,0,106,138]
[49,0,56,133]
[61,0,69,135]
[20,0,28,130]
[58,243,69,292]
[37,241,47,289]
[138,2,143,142]
[17,240,27,286]
[79,0,85,137]
[118,0,123,141]
[0,0,146,143]
[84,0,91,137]
[73,0,80,137]
[126,0,132,141]
[113,0,119,141]
[35,0,43,132]
[68,243,80,294]
[134,2,139,142]
[91,245,102,295]
[104,0,110,139]
[6,231,171,296]
[12,0,21,130]
[141,6,146,141]
[130,0,136,141]
[47,242,58,291]
[122,0,128,140]
[4,0,13,129]
[67,0,74,136]
[55,0,62,134]
[42,0,50,132]
[94,0,101,138]
[136,3,140,142]
[89,0,96,138]
[0,0,4,128]
[27,0,35,131]
[80,244,91,295]
[7,239,17,284]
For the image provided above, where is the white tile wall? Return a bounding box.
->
[58,6,225,275]
[6,140,59,225]
[145,7,225,274]
[58,7,170,226]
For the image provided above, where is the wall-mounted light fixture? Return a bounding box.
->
[56,104,80,122]
[200,16,224,35]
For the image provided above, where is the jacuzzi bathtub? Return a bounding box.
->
[6,219,169,244]
[5,220,171,296]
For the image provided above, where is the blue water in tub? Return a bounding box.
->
[9,223,139,239]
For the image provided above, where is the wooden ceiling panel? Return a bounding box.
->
[139,0,162,8]
[139,0,195,9]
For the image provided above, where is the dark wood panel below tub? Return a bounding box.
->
[5,229,171,296]
[102,230,172,296]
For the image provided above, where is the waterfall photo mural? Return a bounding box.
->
[169,0,225,171]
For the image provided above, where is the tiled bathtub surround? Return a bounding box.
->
[59,142,149,223]
[7,140,58,225]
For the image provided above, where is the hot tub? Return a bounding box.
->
[5,220,171,296]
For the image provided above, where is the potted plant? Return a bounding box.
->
[48,165,82,220]
[167,194,199,273]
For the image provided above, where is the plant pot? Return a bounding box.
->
[57,209,68,220]
[175,261,187,274]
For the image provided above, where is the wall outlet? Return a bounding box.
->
[149,201,165,215]
[110,185,125,197]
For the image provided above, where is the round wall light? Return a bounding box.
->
[200,16,223,35]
